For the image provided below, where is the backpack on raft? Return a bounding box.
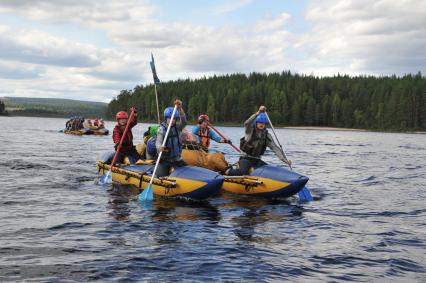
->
[147,136,157,157]
[181,149,229,173]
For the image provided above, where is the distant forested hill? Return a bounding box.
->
[106,72,426,131]
[2,97,107,118]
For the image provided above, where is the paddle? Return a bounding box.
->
[99,108,136,185]
[139,105,178,202]
[207,122,241,153]
[264,111,313,202]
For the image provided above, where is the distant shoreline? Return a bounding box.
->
[282,126,426,134]
[282,126,367,132]
[3,115,425,134]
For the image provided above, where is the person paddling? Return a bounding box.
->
[226,105,292,175]
[111,107,139,164]
[155,99,187,177]
[192,114,229,152]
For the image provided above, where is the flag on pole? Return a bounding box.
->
[150,53,160,84]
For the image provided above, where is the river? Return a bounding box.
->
[0,116,425,282]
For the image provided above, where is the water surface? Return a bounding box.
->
[0,117,425,282]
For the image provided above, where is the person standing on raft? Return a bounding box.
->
[111,107,139,164]
[192,114,229,152]
[155,99,187,177]
[226,105,292,175]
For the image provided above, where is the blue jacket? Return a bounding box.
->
[156,109,187,161]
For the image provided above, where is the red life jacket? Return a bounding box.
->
[197,127,210,148]
[113,124,134,152]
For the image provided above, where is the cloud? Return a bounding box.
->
[297,0,426,75]
[0,25,100,67]
[254,12,291,32]
[0,0,154,25]
[0,60,44,79]
[212,0,254,15]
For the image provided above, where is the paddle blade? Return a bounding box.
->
[298,186,313,202]
[139,184,154,202]
[98,170,112,185]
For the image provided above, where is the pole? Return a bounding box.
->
[264,112,291,169]
[154,83,160,124]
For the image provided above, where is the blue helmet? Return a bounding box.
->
[164,107,179,119]
[255,113,268,124]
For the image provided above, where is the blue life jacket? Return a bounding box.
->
[147,136,157,157]
[160,122,182,160]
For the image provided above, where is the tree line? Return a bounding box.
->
[2,97,107,118]
[106,71,426,131]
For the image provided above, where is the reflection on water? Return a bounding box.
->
[1,117,425,282]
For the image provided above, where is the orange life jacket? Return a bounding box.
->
[197,127,210,148]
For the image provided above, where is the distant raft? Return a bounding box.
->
[63,128,109,135]
[96,160,224,200]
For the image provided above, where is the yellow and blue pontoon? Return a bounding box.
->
[223,165,309,198]
[96,161,223,200]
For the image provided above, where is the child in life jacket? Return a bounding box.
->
[192,114,228,152]
[111,107,139,164]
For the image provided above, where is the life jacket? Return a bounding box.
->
[240,128,269,157]
[197,127,211,148]
[147,136,157,157]
[160,122,182,160]
[113,124,134,151]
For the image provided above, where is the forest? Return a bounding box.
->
[106,71,426,131]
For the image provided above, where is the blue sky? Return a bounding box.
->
[0,0,424,102]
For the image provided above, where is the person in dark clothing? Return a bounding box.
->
[226,105,292,175]
[110,107,139,164]
[155,99,187,177]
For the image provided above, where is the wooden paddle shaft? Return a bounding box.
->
[207,122,241,153]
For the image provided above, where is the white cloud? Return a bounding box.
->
[297,0,426,75]
[0,25,100,67]
[212,0,254,15]
[0,0,155,25]
[255,12,291,32]
[0,60,44,79]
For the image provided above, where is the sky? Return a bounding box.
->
[0,0,425,102]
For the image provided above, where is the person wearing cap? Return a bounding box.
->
[226,105,292,175]
[191,114,228,152]
[111,107,139,164]
[155,99,187,177]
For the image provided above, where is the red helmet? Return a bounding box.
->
[116,111,128,120]
[198,114,209,123]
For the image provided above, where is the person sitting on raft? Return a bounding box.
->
[111,107,139,164]
[226,105,292,175]
[65,118,72,130]
[155,99,187,177]
[192,114,229,152]
[140,125,158,160]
